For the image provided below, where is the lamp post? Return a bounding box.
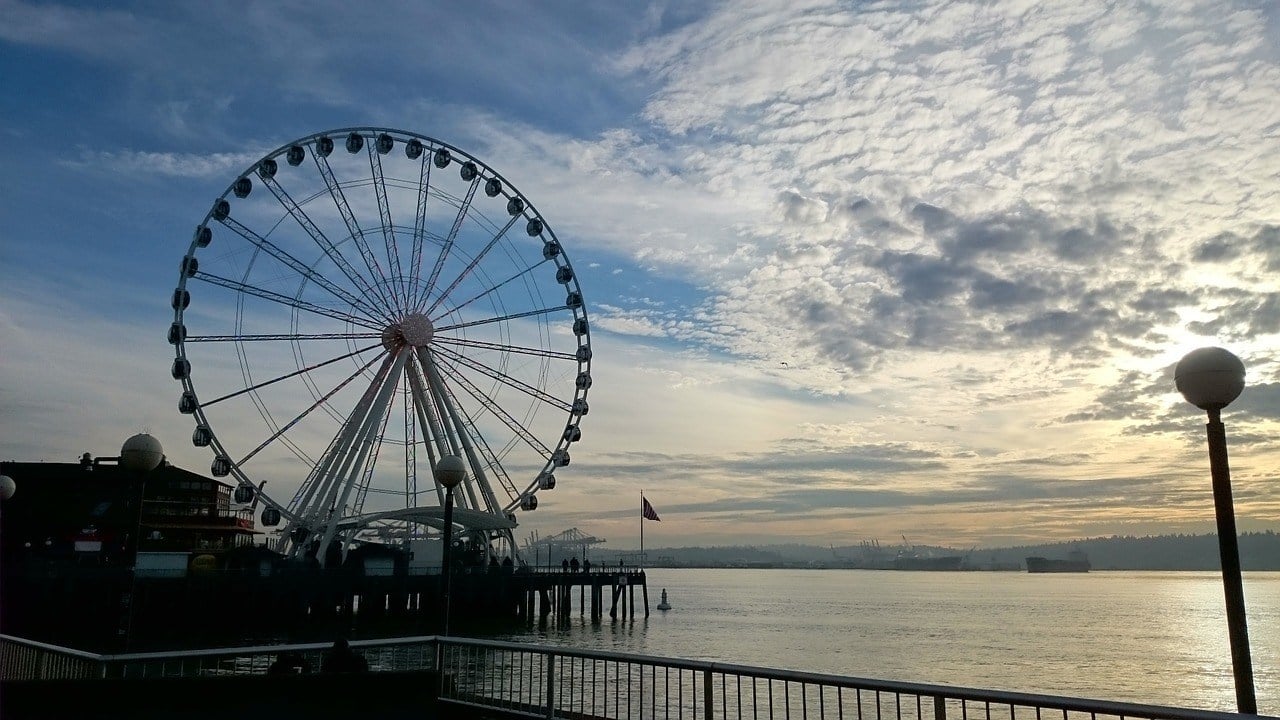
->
[435,455,467,637]
[1174,346,1255,714]
[0,474,15,571]
[116,434,166,651]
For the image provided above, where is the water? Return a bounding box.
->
[496,569,1280,714]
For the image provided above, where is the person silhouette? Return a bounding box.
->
[321,638,368,673]
[570,556,580,573]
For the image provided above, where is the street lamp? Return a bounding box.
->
[435,455,467,637]
[118,434,165,652]
[0,475,12,605]
[1174,346,1255,714]
[1,474,14,563]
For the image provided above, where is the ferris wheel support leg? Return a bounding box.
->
[416,348,474,508]
[442,387,502,515]
[281,413,370,557]
[405,353,449,506]
[286,353,396,558]
[289,431,358,542]
[420,348,497,512]
[313,350,409,563]
[288,358,389,532]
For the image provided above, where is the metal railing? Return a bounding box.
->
[0,634,436,680]
[0,636,106,680]
[1,634,1268,720]
[435,638,1266,720]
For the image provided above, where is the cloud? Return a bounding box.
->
[62,149,265,179]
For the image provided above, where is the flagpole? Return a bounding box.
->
[640,490,644,568]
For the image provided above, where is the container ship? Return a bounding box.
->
[1025,549,1090,573]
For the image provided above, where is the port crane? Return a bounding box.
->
[522,527,606,569]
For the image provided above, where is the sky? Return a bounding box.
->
[0,0,1277,552]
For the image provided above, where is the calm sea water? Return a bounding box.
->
[495,569,1279,715]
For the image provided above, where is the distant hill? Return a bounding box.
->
[597,531,1280,570]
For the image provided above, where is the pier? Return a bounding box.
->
[516,568,650,623]
[0,563,649,652]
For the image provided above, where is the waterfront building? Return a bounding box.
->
[0,455,259,569]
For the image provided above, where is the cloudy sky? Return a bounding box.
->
[1,0,1277,551]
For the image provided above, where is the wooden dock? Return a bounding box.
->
[514,569,650,622]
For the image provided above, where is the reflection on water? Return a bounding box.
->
[489,569,1279,714]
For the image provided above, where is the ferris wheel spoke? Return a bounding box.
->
[422,174,481,304]
[459,420,520,502]
[407,151,433,311]
[432,259,553,320]
[312,152,401,314]
[231,301,319,468]
[434,305,569,334]
[259,171,397,318]
[432,343,571,411]
[424,348,553,457]
[217,215,385,321]
[192,272,383,330]
[367,143,406,312]
[199,342,383,408]
[185,332,382,342]
[424,214,520,316]
[434,335,579,361]
[234,349,388,467]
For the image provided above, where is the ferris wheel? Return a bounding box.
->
[169,127,592,563]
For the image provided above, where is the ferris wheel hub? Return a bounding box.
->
[382,312,435,350]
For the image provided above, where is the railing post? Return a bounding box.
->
[703,668,713,720]
[435,638,445,699]
[934,695,946,720]
[546,653,556,719]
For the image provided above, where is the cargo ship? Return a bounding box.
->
[892,554,963,571]
[1025,549,1090,573]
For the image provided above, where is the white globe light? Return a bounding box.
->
[120,433,165,472]
[1175,347,1245,411]
[0,474,15,500]
[435,455,467,489]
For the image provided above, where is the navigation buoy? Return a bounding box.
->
[657,588,671,611]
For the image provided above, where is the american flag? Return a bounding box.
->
[642,497,661,521]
